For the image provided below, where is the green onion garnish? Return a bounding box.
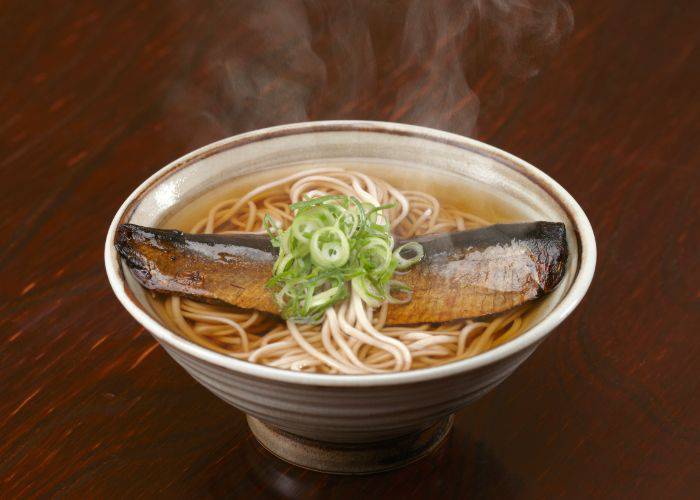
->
[264,195,424,323]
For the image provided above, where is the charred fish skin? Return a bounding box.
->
[406,222,567,293]
[386,222,568,324]
[115,221,567,325]
[115,224,278,314]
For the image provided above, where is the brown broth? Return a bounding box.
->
[160,162,534,231]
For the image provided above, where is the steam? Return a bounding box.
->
[391,0,482,136]
[391,0,573,136]
[311,0,377,116]
[187,0,327,137]
[169,0,573,142]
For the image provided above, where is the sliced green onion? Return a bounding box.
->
[394,242,424,270]
[386,280,413,304]
[291,208,332,241]
[265,194,423,322]
[263,214,280,241]
[310,226,350,269]
[272,253,294,276]
[351,276,384,308]
[357,237,392,276]
[290,194,346,212]
[308,283,346,309]
[334,207,359,237]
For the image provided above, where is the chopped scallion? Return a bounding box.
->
[264,194,423,323]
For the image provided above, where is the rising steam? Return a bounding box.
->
[169,0,573,142]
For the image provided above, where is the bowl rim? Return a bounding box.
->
[104,120,596,387]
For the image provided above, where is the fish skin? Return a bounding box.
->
[115,222,567,325]
[387,222,568,324]
[115,224,279,314]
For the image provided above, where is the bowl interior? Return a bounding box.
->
[106,121,592,385]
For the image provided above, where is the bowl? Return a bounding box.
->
[104,121,596,474]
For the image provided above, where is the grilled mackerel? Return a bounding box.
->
[115,222,567,325]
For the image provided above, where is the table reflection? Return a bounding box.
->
[204,421,526,498]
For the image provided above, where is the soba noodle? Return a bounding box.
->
[147,168,528,374]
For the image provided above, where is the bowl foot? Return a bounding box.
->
[247,414,453,475]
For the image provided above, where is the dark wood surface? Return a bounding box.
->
[2,1,699,498]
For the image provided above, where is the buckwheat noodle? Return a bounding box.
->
[147,168,529,374]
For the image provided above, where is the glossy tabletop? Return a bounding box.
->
[2,1,698,497]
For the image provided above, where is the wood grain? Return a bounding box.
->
[1,0,698,497]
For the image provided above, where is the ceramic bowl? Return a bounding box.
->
[104,121,595,473]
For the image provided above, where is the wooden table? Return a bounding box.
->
[3,1,698,497]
